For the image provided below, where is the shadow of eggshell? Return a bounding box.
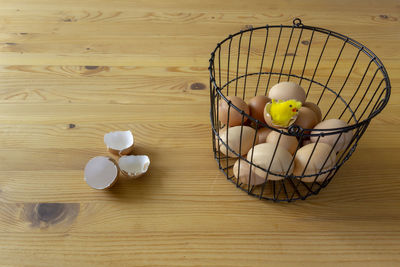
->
[247,143,293,181]
[84,156,119,189]
[294,142,336,182]
[218,126,258,158]
[233,159,266,186]
[310,119,353,152]
[104,130,134,156]
[218,96,249,126]
[118,155,150,179]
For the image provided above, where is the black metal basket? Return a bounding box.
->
[208,18,391,202]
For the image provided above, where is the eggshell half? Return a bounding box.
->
[263,103,286,129]
[118,155,150,179]
[219,126,258,158]
[84,156,119,189]
[248,95,271,123]
[268,82,306,104]
[310,119,353,152]
[267,130,299,155]
[247,143,293,181]
[218,96,250,126]
[104,130,134,156]
[233,159,266,186]
[294,143,336,182]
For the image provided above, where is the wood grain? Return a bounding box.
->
[0,0,399,266]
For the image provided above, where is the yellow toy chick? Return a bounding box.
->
[268,99,302,127]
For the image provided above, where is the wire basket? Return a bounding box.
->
[208,18,391,202]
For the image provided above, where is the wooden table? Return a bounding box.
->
[1,0,399,266]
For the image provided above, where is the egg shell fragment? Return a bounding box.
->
[118,155,150,179]
[263,102,288,129]
[84,156,119,190]
[104,130,134,156]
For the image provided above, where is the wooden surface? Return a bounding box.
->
[0,0,399,266]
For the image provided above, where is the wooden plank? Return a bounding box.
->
[0,232,398,266]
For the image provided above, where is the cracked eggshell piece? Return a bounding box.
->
[263,101,297,129]
[104,130,134,156]
[118,155,150,178]
[84,156,119,189]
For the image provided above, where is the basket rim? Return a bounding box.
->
[208,19,391,135]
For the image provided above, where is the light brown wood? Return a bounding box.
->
[0,0,399,266]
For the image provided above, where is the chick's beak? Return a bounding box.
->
[292,108,298,112]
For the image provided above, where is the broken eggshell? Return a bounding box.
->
[263,101,298,128]
[104,130,134,156]
[84,156,119,190]
[118,155,150,178]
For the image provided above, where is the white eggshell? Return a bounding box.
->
[84,156,119,189]
[118,155,150,179]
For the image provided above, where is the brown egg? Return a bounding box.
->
[303,102,322,123]
[233,159,266,186]
[310,119,353,152]
[268,81,306,104]
[256,127,272,144]
[266,130,299,155]
[294,143,336,182]
[218,96,250,126]
[247,143,293,181]
[248,95,270,123]
[218,126,258,158]
[294,106,319,130]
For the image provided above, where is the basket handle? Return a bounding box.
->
[293,18,303,27]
